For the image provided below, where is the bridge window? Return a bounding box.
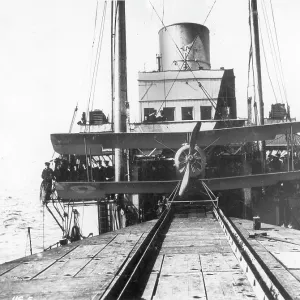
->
[181,107,193,120]
[162,107,175,121]
[200,106,212,120]
[144,108,155,121]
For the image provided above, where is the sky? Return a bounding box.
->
[0,0,300,193]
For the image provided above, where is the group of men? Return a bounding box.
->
[41,156,114,185]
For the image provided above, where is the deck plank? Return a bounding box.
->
[203,271,257,300]
[160,254,201,274]
[141,273,159,300]
[0,260,56,281]
[35,258,91,279]
[271,251,300,269]
[76,254,128,277]
[154,273,207,300]
[160,245,232,255]
[62,244,108,259]
[0,277,110,300]
[200,253,240,272]
[0,262,21,276]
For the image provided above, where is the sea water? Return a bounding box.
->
[0,189,98,264]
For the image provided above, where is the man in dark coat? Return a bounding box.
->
[41,162,54,200]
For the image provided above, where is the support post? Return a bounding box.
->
[28,227,33,255]
[247,97,252,126]
[114,1,128,182]
[250,0,266,173]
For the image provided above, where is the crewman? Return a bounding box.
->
[41,162,54,200]
[42,162,54,182]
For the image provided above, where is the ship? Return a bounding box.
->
[3,0,300,299]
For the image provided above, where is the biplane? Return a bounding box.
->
[51,120,300,200]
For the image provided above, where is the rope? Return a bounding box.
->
[203,0,217,25]
[201,181,218,208]
[81,202,85,234]
[25,230,28,256]
[154,138,176,153]
[43,204,45,250]
[260,1,284,103]
[269,0,288,105]
[248,1,257,123]
[86,1,108,115]
[149,0,230,126]
[258,22,278,103]
[69,104,78,133]
[157,58,184,113]
[168,181,181,205]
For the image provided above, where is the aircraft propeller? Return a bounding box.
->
[174,122,207,197]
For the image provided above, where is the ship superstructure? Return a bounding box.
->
[138,23,237,123]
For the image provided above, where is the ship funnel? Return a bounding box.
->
[158,23,210,71]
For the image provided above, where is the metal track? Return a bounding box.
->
[100,205,173,300]
[101,203,291,300]
[213,206,288,300]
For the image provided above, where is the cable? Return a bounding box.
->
[149,0,239,138]
[258,22,278,103]
[269,0,288,105]
[203,0,217,25]
[260,1,284,103]
[43,204,45,250]
[157,63,184,113]
[90,2,108,112]
[86,1,108,115]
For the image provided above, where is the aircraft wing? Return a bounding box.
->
[51,121,300,155]
[54,170,300,200]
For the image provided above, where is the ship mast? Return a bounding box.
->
[249,0,266,172]
[114,0,128,182]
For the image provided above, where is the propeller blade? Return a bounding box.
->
[189,122,201,154]
[179,161,190,197]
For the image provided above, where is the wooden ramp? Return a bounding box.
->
[142,209,257,300]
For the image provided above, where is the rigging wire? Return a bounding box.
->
[162,0,165,24]
[149,0,226,123]
[69,104,78,133]
[91,2,108,112]
[86,1,108,115]
[248,1,257,124]
[86,0,100,112]
[260,1,284,103]
[92,0,99,49]
[258,23,278,104]
[269,0,288,105]
[43,204,45,250]
[157,63,184,112]
[203,0,217,25]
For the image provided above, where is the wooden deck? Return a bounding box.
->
[232,218,300,300]
[0,220,158,300]
[2,209,300,299]
[142,210,257,300]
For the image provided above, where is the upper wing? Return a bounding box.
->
[54,170,300,200]
[51,121,300,155]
